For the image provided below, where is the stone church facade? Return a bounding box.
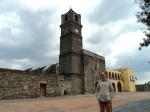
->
[59,9,105,94]
[0,9,105,100]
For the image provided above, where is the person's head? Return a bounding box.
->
[99,72,107,81]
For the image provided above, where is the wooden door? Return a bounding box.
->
[40,83,46,96]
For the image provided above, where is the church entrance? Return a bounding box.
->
[40,83,46,96]
[117,82,122,92]
[94,82,98,93]
[95,82,98,88]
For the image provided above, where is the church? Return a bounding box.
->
[0,9,136,100]
[59,9,105,94]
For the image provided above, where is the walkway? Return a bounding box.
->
[0,92,150,112]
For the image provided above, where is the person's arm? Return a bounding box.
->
[109,82,114,99]
[96,81,100,96]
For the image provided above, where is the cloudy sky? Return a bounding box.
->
[0,0,150,84]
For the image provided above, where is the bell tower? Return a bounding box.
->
[59,9,83,75]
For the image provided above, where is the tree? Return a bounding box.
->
[136,0,150,50]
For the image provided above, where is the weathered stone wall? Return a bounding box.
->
[60,75,72,95]
[59,54,82,74]
[71,74,83,94]
[61,74,83,95]
[82,50,105,94]
[144,84,150,91]
[136,84,150,92]
[60,35,72,55]
[59,55,72,74]
[0,68,63,100]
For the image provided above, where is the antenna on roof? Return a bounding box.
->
[70,0,72,9]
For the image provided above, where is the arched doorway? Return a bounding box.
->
[112,83,116,92]
[94,82,98,93]
[95,82,98,88]
[117,82,122,92]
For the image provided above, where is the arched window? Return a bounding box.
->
[112,73,115,80]
[109,72,111,79]
[65,15,68,21]
[95,60,99,70]
[75,15,78,22]
[117,82,122,92]
[95,82,98,89]
[130,76,132,81]
[118,74,120,80]
[115,73,117,80]
[132,76,134,82]
[112,83,116,92]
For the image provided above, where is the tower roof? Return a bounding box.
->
[60,8,82,26]
[63,8,80,16]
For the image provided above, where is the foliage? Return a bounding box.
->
[136,0,150,50]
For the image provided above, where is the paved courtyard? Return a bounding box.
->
[0,92,150,112]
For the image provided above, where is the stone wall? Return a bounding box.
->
[82,49,105,94]
[59,54,82,74]
[61,74,83,95]
[136,84,150,92]
[0,68,64,100]
[61,75,72,95]
[71,74,83,94]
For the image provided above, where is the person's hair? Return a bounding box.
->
[99,72,105,75]
[99,71,108,80]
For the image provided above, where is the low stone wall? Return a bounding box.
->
[136,84,150,92]
[0,68,64,100]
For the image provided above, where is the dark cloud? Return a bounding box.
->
[83,0,150,84]
[0,2,59,69]
[114,48,150,72]
[0,0,20,13]
[88,0,135,25]
[83,0,144,57]
[0,0,149,84]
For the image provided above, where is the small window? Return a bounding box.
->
[65,15,68,21]
[95,61,99,70]
[130,76,132,81]
[75,15,78,22]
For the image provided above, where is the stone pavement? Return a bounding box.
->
[0,92,150,112]
[113,98,150,112]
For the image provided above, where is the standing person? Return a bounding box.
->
[96,72,114,112]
